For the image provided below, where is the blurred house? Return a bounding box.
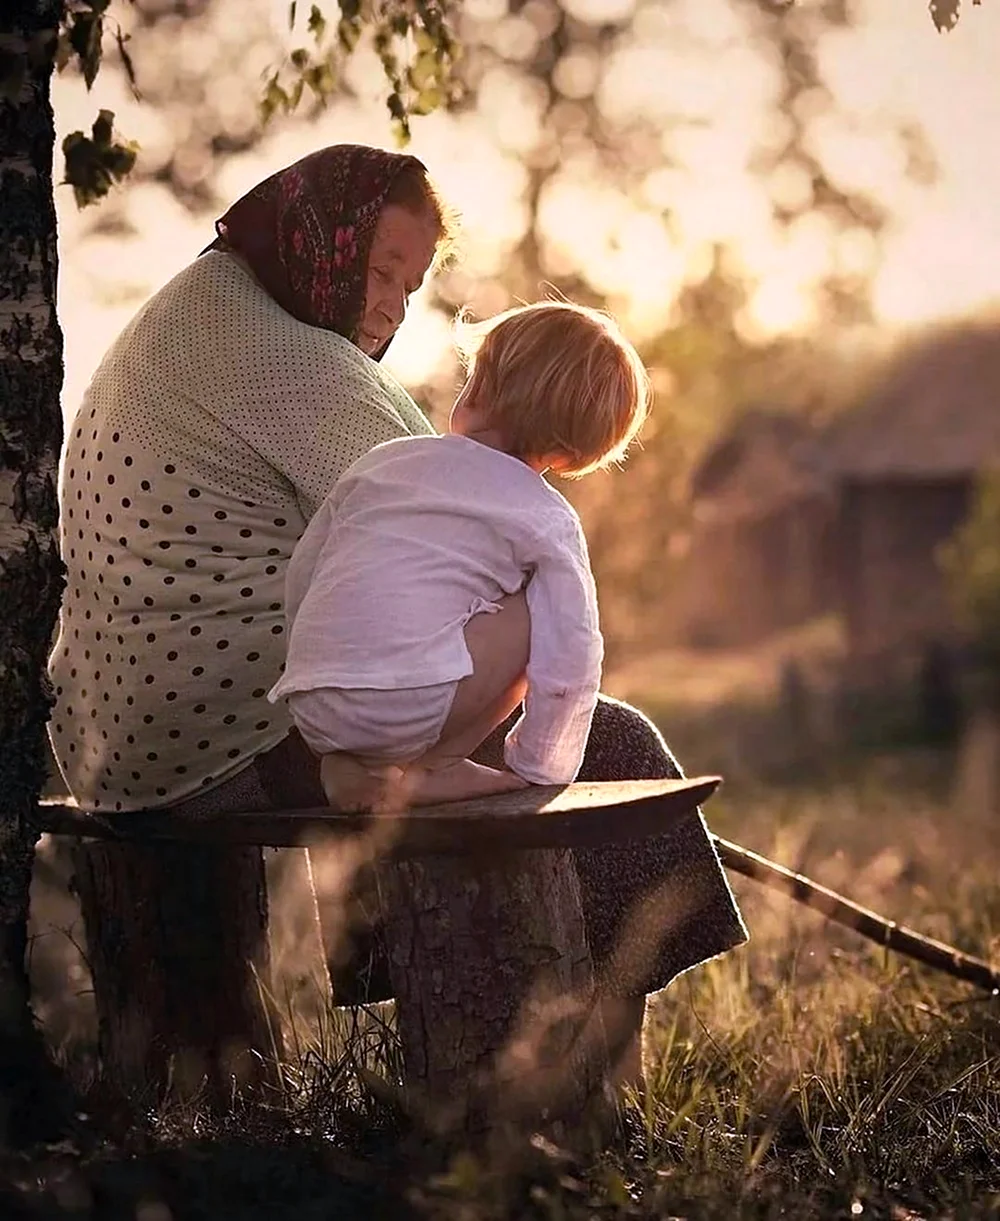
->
[828,320,1000,665]
[677,409,837,648]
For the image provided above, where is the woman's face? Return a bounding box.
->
[357,204,439,356]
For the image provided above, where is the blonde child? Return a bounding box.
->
[268,301,650,810]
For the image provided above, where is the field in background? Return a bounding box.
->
[17,636,1000,1219]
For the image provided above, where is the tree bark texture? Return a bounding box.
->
[377,848,612,1142]
[72,840,281,1108]
[0,0,78,1145]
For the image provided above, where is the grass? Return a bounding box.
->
[401,751,1000,1219]
[629,753,1000,1219]
[10,735,1000,1218]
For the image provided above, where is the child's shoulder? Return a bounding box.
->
[349,433,442,467]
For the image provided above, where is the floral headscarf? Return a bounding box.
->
[204,144,429,353]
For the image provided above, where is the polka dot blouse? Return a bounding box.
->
[48,251,434,811]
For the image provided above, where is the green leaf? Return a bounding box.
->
[309,3,328,41]
[259,72,291,125]
[337,16,361,52]
[62,110,139,208]
[391,115,412,148]
[304,60,336,99]
[414,27,436,53]
[91,108,114,147]
[929,0,962,31]
[411,85,443,116]
[409,50,437,91]
[67,11,104,90]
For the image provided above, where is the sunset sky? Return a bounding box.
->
[52,0,1000,421]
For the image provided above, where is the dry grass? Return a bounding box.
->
[405,751,1000,1219]
[625,757,1000,1219]
[12,714,1000,1218]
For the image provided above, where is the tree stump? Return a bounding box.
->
[72,840,282,1109]
[376,847,612,1144]
[46,778,719,1125]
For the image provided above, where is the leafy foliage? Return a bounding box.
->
[929,0,982,33]
[263,1,462,145]
[47,1,139,206]
[61,107,138,207]
[0,1,459,207]
[0,0,980,208]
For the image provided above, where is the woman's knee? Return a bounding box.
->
[579,695,683,783]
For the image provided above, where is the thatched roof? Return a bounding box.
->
[690,408,831,523]
[828,320,1000,479]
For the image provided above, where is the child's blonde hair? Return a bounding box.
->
[454,301,651,477]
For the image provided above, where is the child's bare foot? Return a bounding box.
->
[320,752,406,812]
[322,753,528,813]
[405,759,528,806]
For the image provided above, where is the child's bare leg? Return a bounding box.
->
[427,590,530,762]
[405,592,532,806]
[322,750,522,812]
[320,751,407,812]
[404,757,528,806]
[322,592,531,811]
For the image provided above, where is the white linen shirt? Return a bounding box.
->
[48,251,433,811]
[269,434,604,785]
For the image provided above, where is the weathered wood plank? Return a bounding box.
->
[34,776,720,853]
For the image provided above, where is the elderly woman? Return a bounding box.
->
[49,144,745,1089]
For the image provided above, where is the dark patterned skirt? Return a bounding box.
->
[171,695,748,1002]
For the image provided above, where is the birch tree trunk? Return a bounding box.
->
[0,0,77,1145]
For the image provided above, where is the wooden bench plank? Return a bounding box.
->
[34,775,720,854]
